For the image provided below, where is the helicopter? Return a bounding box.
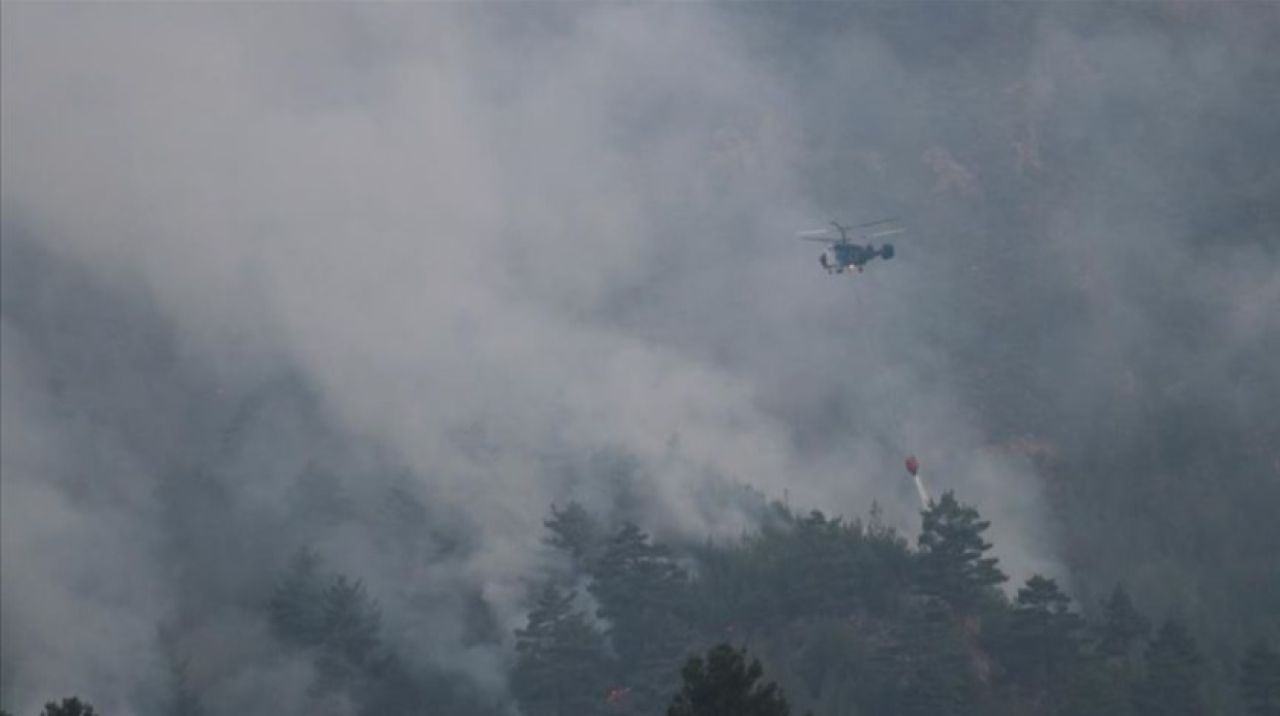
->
[797,218,903,275]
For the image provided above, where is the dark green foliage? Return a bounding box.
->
[513,496,1274,716]
[40,699,96,716]
[999,576,1083,695]
[263,497,1268,716]
[773,509,911,618]
[762,511,865,618]
[1097,585,1150,661]
[1058,660,1136,716]
[784,618,872,711]
[269,550,382,675]
[1241,641,1280,716]
[544,501,605,569]
[667,644,792,716]
[589,522,696,713]
[515,497,1191,716]
[266,548,502,715]
[916,492,1007,613]
[868,598,981,716]
[1134,620,1206,716]
[318,576,382,668]
[308,575,384,697]
[512,582,612,716]
[268,547,327,647]
[691,505,912,637]
[356,653,475,716]
[25,494,1261,716]
[1047,585,1153,716]
[590,523,689,622]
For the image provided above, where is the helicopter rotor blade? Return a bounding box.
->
[865,227,905,239]
[850,217,900,229]
[796,229,839,242]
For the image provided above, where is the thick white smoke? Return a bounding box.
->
[14,3,1273,712]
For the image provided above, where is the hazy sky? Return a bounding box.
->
[3,3,1277,713]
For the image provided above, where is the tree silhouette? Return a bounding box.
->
[916,491,1007,613]
[318,575,382,667]
[544,501,604,570]
[1241,641,1280,716]
[999,575,1083,704]
[40,698,96,716]
[1097,585,1150,661]
[590,522,694,712]
[268,546,326,647]
[667,644,793,716]
[871,598,978,716]
[1134,620,1206,716]
[512,581,612,716]
[513,499,1259,715]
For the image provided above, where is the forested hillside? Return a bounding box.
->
[15,492,1278,715]
[251,491,1280,715]
[4,2,1278,714]
[478,496,1277,715]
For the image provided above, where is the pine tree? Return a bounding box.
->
[40,699,96,716]
[1059,660,1136,716]
[1134,619,1206,716]
[868,597,978,716]
[357,649,451,716]
[769,511,887,618]
[1097,586,1150,661]
[268,547,326,647]
[862,503,914,615]
[916,492,1007,614]
[1000,575,1083,701]
[1241,641,1280,716]
[794,512,853,616]
[270,568,384,699]
[544,501,604,570]
[590,522,690,637]
[1052,584,1151,716]
[667,644,793,716]
[318,575,383,671]
[512,581,612,716]
[589,522,695,713]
